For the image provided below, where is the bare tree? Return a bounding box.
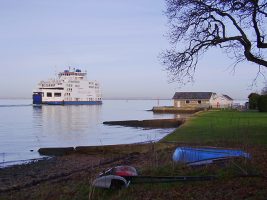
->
[162,0,267,82]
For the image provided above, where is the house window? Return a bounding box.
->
[55,93,61,97]
[186,100,190,104]
[198,100,202,104]
[47,92,52,97]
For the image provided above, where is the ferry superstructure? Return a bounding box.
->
[33,69,102,105]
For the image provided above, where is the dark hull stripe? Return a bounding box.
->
[40,101,102,105]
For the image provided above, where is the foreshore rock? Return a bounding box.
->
[38,147,75,156]
[103,118,185,128]
[38,144,152,156]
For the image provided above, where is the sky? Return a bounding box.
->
[0,0,266,100]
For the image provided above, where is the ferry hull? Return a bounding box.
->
[42,101,102,105]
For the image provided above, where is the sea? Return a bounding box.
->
[0,99,185,167]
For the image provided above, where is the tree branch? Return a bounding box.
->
[163,0,267,82]
[251,1,267,48]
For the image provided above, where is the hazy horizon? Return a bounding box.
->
[0,97,249,101]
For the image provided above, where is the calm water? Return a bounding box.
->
[0,99,185,167]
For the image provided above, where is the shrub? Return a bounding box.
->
[258,95,267,112]
[248,93,260,109]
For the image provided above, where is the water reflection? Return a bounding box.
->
[32,105,102,147]
[30,101,181,149]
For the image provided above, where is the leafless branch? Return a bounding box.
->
[162,0,267,82]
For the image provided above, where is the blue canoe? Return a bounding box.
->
[172,147,250,165]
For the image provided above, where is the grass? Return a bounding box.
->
[163,110,267,147]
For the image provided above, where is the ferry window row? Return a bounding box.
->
[46,92,61,97]
[87,98,102,101]
[42,84,55,87]
[55,93,61,97]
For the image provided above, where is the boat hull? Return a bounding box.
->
[44,101,102,105]
[33,101,102,105]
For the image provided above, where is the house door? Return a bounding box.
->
[176,101,181,108]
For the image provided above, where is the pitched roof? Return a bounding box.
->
[172,92,213,100]
[222,94,233,100]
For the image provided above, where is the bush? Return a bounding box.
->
[258,95,267,112]
[248,93,260,109]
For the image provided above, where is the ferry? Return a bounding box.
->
[32,68,102,105]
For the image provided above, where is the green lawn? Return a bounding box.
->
[163,110,267,146]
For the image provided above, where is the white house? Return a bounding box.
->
[172,92,233,109]
[210,94,233,108]
[173,92,216,109]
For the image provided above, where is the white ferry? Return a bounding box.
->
[32,68,102,105]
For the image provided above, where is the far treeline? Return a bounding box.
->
[248,87,267,112]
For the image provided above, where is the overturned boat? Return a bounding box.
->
[172,147,250,166]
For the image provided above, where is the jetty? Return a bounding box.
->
[152,106,204,113]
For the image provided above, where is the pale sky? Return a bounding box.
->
[0,0,266,100]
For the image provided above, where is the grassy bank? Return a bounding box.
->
[163,110,267,147]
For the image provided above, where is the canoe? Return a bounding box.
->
[172,147,250,165]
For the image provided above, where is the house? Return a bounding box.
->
[210,94,233,108]
[172,92,215,109]
[172,92,233,109]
